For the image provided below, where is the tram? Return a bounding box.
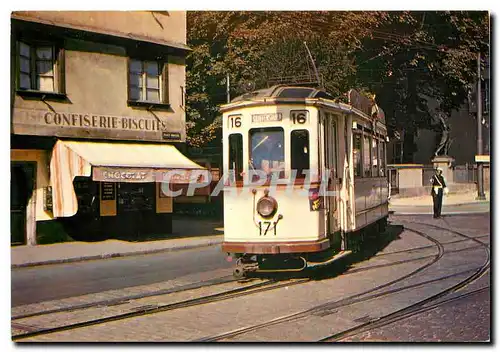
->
[220,85,390,278]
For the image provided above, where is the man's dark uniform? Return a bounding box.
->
[431,172,446,218]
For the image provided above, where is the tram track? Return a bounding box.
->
[10,226,454,330]
[13,221,489,342]
[194,222,489,342]
[12,277,310,341]
[12,223,439,341]
[318,220,491,342]
[323,285,490,342]
[12,275,236,320]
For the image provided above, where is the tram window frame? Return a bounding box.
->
[291,129,310,179]
[228,133,243,181]
[379,140,386,177]
[249,127,286,179]
[371,137,379,177]
[353,132,363,178]
[363,133,371,177]
[331,121,338,179]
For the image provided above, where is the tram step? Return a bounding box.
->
[307,250,352,269]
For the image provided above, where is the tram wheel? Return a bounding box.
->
[233,266,246,279]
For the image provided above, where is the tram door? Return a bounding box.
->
[323,113,340,234]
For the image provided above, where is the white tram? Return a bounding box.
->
[220,85,389,278]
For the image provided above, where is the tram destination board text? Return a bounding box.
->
[252,113,283,123]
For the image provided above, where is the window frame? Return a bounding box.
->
[379,139,386,177]
[228,133,244,182]
[248,127,286,180]
[371,136,379,177]
[127,57,170,110]
[15,39,66,100]
[353,131,363,178]
[362,131,371,178]
[290,129,310,179]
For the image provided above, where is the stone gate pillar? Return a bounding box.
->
[431,156,454,184]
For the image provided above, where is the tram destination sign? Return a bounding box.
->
[12,108,183,143]
[252,113,282,123]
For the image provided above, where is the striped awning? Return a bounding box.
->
[49,140,205,218]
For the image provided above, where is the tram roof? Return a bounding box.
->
[230,85,335,103]
[223,85,386,129]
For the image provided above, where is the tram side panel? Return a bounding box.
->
[353,177,389,232]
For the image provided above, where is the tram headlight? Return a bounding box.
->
[256,196,277,218]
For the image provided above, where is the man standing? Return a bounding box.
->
[431,167,448,218]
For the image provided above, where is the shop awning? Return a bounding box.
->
[49,140,205,218]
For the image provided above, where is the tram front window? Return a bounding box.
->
[249,128,285,178]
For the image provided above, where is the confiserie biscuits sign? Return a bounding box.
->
[13,108,182,142]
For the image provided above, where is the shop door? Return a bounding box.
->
[10,162,36,246]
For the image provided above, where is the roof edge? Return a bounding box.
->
[11,13,192,53]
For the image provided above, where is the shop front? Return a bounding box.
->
[48,140,206,241]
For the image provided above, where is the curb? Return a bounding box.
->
[12,237,223,269]
[390,210,490,216]
[389,201,490,208]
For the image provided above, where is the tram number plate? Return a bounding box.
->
[259,221,277,236]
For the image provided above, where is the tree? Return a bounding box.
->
[351,11,489,161]
[185,11,489,161]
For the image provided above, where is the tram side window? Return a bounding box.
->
[228,134,243,181]
[379,141,386,176]
[371,138,379,177]
[291,130,310,178]
[353,133,362,177]
[363,134,371,177]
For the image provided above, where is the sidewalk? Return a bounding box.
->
[389,189,490,215]
[12,217,224,269]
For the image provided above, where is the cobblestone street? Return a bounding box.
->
[12,214,490,342]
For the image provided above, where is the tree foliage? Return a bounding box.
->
[185,11,489,157]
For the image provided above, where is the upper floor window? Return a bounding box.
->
[17,41,63,93]
[129,59,167,104]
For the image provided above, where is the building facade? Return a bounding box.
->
[11,11,201,245]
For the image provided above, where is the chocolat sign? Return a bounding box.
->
[93,167,209,183]
[12,108,182,142]
[93,168,155,182]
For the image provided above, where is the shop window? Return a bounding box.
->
[128,59,168,105]
[17,41,65,94]
[353,133,362,177]
[291,129,310,178]
[363,134,371,177]
[228,134,243,181]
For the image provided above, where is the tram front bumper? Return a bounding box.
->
[222,238,330,254]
